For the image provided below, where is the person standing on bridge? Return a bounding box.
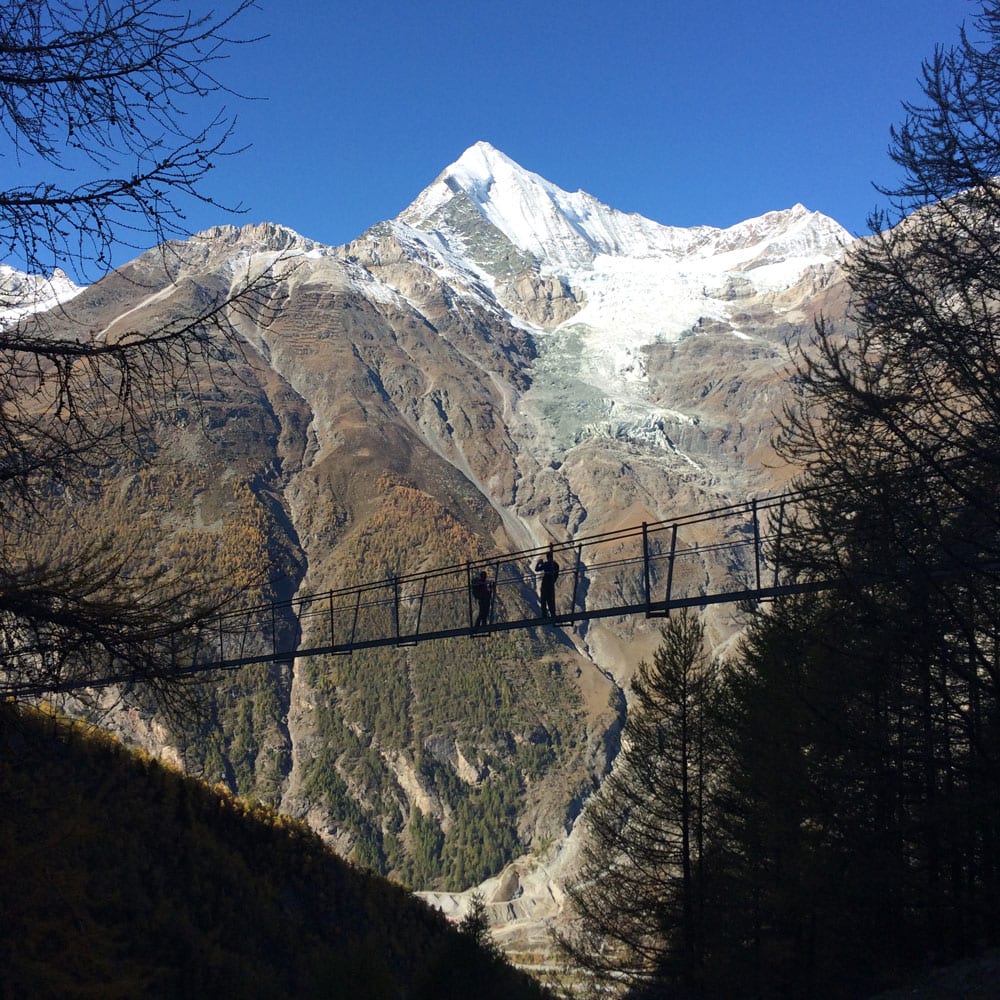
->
[535,546,560,618]
[472,570,494,628]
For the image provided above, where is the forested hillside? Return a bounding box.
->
[0,703,552,999]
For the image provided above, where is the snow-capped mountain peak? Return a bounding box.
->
[402,140,709,269]
[401,141,851,279]
[0,264,83,328]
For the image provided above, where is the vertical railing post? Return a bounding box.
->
[571,545,583,620]
[218,612,225,667]
[349,588,361,649]
[751,499,762,599]
[771,499,787,592]
[642,522,651,614]
[490,562,500,624]
[665,523,678,614]
[466,562,474,631]
[393,575,402,643]
[328,592,335,648]
[414,576,428,635]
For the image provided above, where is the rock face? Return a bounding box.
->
[16,142,855,949]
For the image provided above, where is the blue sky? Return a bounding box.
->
[204,0,974,245]
[24,0,989,272]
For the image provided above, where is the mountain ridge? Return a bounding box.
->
[400,140,851,274]
[5,142,857,965]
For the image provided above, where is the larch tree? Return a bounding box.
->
[0,1,280,701]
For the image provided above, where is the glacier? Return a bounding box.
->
[397,140,854,462]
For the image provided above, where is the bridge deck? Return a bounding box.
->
[211,581,831,672]
[201,492,821,673]
[6,491,833,696]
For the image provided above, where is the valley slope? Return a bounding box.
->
[11,141,855,948]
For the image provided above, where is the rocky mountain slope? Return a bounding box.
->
[11,142,855,953]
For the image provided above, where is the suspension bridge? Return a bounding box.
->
[202,490,826,673]
[11,483,996,699]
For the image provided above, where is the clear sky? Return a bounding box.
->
[36,1,995,268]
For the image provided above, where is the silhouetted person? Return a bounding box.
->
[472,570,494,627]
[535,546,560,618]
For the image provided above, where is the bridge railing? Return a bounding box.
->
[209,492,806,668]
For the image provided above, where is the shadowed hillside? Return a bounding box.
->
[0,703,553,1000]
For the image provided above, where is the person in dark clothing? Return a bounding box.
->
[472,570,494,627]
[535,546,560,618]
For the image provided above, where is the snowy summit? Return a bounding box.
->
[395,140,853,402]
[0,264,83,328]
[403,140,852,281]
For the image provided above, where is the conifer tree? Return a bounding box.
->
[704,2,1000,990]
[561,610,717,997]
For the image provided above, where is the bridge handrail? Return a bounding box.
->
[214,489,808,628]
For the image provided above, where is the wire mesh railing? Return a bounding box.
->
[209,491,815,669]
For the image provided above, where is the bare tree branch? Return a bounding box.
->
[0,1,284,700]
[0,0,263,279]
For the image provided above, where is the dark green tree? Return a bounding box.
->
[560,610,717,997]
[459,892,502,960]
[706,592,934,997]
[700,2,1000,992]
